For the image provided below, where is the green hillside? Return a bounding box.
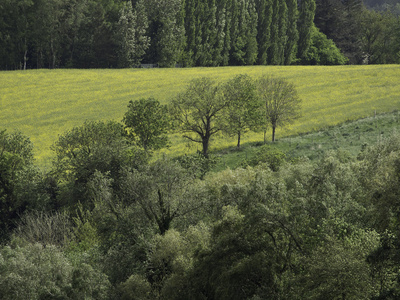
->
[1,65,400,167]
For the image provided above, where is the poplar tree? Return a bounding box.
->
[213,0,227,66]
[221,0,232,66]
[184,0,197,66]
[298,0,316,60]
[255,0,272,65]
[284,0,299,65]
[197,0,217,66]
[244,0,258,65]
[268,0,280,64]
[133,0,150,67]
[116,1,136,68]
[277,0,288,65]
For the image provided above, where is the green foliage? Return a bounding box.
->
[13,210,73,248]
[0,243,110,300]
[221,74,262,148]
[303,25,348,65]
[123,97,170,151]
[51,120,134,209]
[118,274,151,300]
[122,158,198,235]
[0,130,43,242]
[176,152,219,179]
[170,77,227,157]
[297,0,316,60]
[243,145,286,171]
[256,75,302,142]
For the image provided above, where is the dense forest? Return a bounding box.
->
[2,75,400,299]
[1,0,400,69]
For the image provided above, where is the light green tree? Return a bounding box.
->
[221,74,261,148]
[256,76,301,142]
[170,77,227,157]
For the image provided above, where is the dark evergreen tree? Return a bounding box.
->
[268,0,280,64]
[277,0,288,65]
[298,0,316,61]
[284,0,299,65]
[255,0,272,65]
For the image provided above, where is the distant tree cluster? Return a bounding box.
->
[1,0,364,70]
[315,0,400,64]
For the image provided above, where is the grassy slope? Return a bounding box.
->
[212,111,400,172]
[1,65,400,167]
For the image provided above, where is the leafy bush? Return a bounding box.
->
[303,25,348,65]
[242,145,286,171]
[0,243,110,300]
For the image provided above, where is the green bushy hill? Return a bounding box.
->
[1,65,400,167]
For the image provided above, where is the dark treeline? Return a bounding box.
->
[1,0,399,69]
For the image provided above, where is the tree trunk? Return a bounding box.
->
[202,137,209,158]
[272,126,276,142]
[237,131,241,148]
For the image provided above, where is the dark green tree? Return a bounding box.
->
[255,0,272,65]
[0,130,39,242]
[297,0,316,61]
[284,0,299,65]
[51,120,136,209]
[268,0,280,64]
[123,159,198,235]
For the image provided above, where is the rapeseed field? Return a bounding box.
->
[1,65,400,167]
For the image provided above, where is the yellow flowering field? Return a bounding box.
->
[1,65,400,167]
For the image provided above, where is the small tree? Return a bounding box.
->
[170,77,227,157]
[221,74,262,148]
[123,97,170,151]
[257,76,301,142]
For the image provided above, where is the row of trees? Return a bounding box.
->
[125,75,301,159]
[1,0,356,69]
[3,116,400,298]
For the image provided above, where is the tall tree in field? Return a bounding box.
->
[116,1,136,67]
[255,0,272,65]
[133,0,151,66]
[116,0,150,67]
[268,0,280,64]
[221,74,261,148]
[170,77,227,157]
[276,0,288,65]
[244,0,258,65]
[213,0,228,66]
[184,0,197,66]
[195,0,218,66]
[284,0,299,65]
[297,0,316,60]
[221,0,232,66]
[145,0,185,67]
[256,76,301,142]
[229,0,258,65]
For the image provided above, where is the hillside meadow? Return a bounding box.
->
[1,65,400,167]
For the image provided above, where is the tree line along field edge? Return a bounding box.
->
[1,65,400,167]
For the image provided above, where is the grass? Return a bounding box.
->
[211,111,400,172]
[1,65,400,168]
